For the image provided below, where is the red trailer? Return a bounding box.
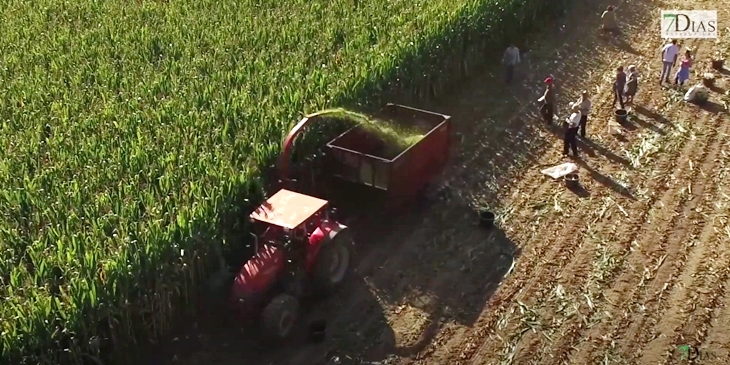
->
[228,104,451,342]
[279,103,452,210]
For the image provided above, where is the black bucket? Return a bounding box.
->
[308,319,326,343]
[478,210,496,229]
[712,59,724,70]
[565,173,579,188]
[615,109,628,123]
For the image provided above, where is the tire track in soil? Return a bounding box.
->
[567,34,721,363]
[395,15,639,365]
[455,130,640,364]
[515,105,713,365]
[465,37,704,365]
[635,162,730,364]
[566,107,724,364]
[417,21,672,365]
[462,58,680,363]
[618,115,730,363]
[499,45,670,364]
[414,2,719,364]
[466,89,636,363]
[452,171,616,364]
[661,221,730,365]
[701,259,730,360]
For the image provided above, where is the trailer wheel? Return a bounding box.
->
[260,294,299,342]
[312,232,352,296]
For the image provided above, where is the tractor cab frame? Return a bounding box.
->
[230,189,352,342]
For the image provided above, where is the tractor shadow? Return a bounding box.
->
[633,105,675,128]
[708,84,726,94]
[543,122,633,169]
[625,111,666,135]
[148,275,397,365]
[695,100,725,114]
[311,194,521,364]
[541,124,635,200]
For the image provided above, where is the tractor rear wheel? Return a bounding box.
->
[312,232,352,296]
[260,294,299,342]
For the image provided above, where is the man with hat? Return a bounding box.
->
[539,77,556,124]
[564,103,581,157]
[574,90,592,138]
[625,65,639,104]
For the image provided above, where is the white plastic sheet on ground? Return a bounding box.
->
[540,162,578,179]
[684,85,709,102]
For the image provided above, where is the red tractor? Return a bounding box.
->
[226,104,451,342]
[230,189,353,341]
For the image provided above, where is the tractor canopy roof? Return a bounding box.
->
[249,189,329,230]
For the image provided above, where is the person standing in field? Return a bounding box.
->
[503,44,521,83]
[564,103,581,157]
[539,77,556,124]
[600,6,620,35]
[613,66,626,109]
[625,65,639,104]
[574,90,592,138]
[674,48,693,87]
[660,39,679,84]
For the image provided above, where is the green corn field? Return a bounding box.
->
[0,0,569,363]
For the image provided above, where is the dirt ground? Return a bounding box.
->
[155,0,730,364]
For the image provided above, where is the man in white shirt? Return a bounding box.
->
[660,39,679,84]
[575,91,592,138]
[601,6,620,35]
[503,44,521,83]
[564,104,581,157]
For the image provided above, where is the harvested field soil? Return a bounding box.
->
[156,0,730,364]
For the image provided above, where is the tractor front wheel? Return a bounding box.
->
[312,233,352,296]
[260,294,299,342]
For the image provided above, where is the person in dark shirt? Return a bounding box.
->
[613,66,626,109]
[625,65,639,104]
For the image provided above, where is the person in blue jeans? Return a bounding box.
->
[660,39,679,84]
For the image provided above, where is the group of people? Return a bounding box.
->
[660,39,694,86]
[538,80,592,157]
[501,5,696,158]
